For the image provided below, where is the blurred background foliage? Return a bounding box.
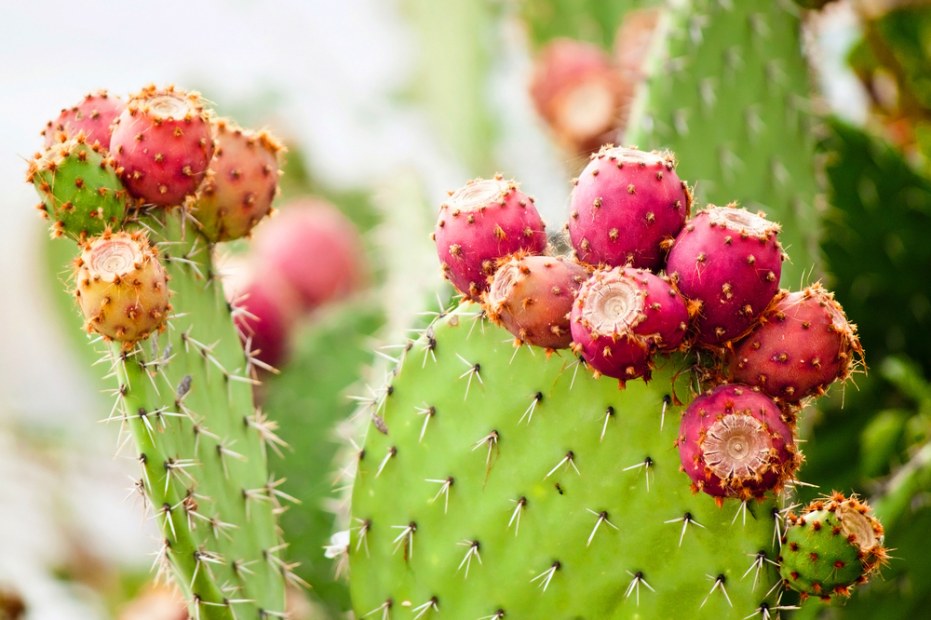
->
[3,0,931,618]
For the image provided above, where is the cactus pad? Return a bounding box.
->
[349,303,783,619]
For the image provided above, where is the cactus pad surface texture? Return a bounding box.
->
[349,304,783,618]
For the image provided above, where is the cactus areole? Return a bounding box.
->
[434,177,547,299]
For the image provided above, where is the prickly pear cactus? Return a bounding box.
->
[27,87,289,619]
[348,305,784,618]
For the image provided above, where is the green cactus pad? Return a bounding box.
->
[110,210,287,619]
[780,494,887,600]
[624,0,821,285]
[349,303,782,618]
[27,138,128,239]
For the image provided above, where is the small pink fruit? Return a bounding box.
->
[729,283,864,402]
[190,117,284,241]
[569,266,687,384]
[433,176,547,299]
[42,90,125,150]
[529,39,625,154]
[252,199,365,310]
[484,255,589,349]
[568,146,691,271]
[227,271,297,369]
[110,85,215,206]
[677,383,801,500]
[666,204,783,346]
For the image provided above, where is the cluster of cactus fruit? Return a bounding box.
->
[347,145,887,618]
[27,86,293,618]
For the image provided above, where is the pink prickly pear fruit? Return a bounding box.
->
[433,176,547,299]
[666,204,784,347]
[252,199,366,310]
[616,266,691,352]
[529,39,625,154]
[568,145,691,271]
[190,117,284,241]
[484,255,589,349]
[677,383,801,501]
[569,266,686,384]
[110,85,215,206]
[73,230,171,348]
[612,8,660,134]
[224,261,299,369]
[729,283,864,402]
[42,90,125,150]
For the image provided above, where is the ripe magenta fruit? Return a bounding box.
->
[569,266,687,383]
[484,255,589,349]
[252,199,365,310]
[568,146,690,271]
[42,90,125,149]
[729,283,863,402]
[224,261,298,369]
[110,85,215,206]
[73,231,171,347]
[529,39,625,154]
[677,383,800,500]
[191,117,284,241]
[666,204,783,346]
[433,176,547,299]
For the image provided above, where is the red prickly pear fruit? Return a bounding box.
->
[569,266,685,384]
[729,283,864,402]
[190,117,284,241]
[677,383,801,500]
[568,145,691,271]
[73,230,171,348]
[42,90,125,150]
[616,266,690,352]
[433,176,547,299]
[484,255,589,349]
[529,39,625,154]
[666,204,783,347]
[252,199,366,310]
[110,85,215,207]
[223,259,298,369]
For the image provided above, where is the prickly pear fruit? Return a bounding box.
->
[253,199,365,310]
[73,230,171,346]
[484,255,588,348]
[26,137,128,239]
[224,261,298,368]
[666,205,783,346]
[569,266,687,383]
[110,85,214,206]
[568,146,690,271]
[779,493,887,600]
[677,384,801,500]
[42,90,125,149]
[729,283,863,403]
[190,118,284,241]
[529,39,625,154]
[434,177,547,299]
